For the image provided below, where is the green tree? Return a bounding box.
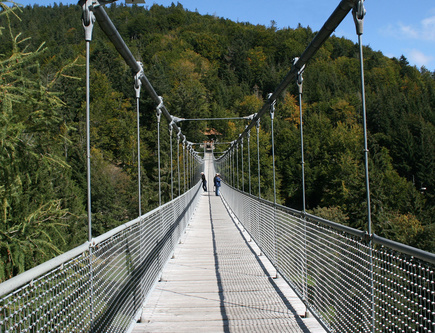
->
[0,6,83,281]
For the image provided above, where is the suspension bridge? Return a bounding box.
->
[1,0,434,332]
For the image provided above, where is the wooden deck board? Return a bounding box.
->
[132,190,325,333]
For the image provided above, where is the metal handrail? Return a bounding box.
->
[218,181,435,332]
[372,234,435,265]
[221,185,435,263]
[0,183,202,332]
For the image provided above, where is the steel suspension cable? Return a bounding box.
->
[230,148,233,186]
[186,142,189,190]
[186,144,189,188]
[268,94,277,205]
[241,136,244,192]
[236,142,239,189]
[192,148,195,185]
[214,0,359,163]
[189,145,192,187]
[268,95,278,270]
[81,2,95,328]
[183,139,186,193]
[247,129,251,195]
[190,145,193,187]
[295,61,307,215]
[84,8,93,244]
[134,66,143,216]
[188,146,191,187]
[156,97,163,207]
[353,2,374,331]
[91,3,189,157]
[169,122,174,200]
[256,118,261,198]
[296,62,308,309]
[177,130,181,197]
[233,144,236,187]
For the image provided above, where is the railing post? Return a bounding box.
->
[353,1,374,331]
[82,1,95,330]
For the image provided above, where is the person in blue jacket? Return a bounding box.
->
[214,173,221,196]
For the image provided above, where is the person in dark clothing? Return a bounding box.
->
[213,173,221,196]
[201,172,207,192]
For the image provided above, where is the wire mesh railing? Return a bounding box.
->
[220,183,435,333]
[0,184,201,333]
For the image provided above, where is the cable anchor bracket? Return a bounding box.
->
[293,57,306,94]
[156,96,163,123]
[255,113,260,128]
[267,93,276,120]
[352,0,366,36]
[134,62,144,98]
[81,0,96,42]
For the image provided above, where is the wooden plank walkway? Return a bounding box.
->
[132,185,325,332]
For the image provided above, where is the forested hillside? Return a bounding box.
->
[1,1,434,281]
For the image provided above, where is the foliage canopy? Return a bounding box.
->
[1,1,434,280]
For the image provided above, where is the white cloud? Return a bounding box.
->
[421,16,435,41]
[398,15,435,41]
[407,49,434,68]
[398,23,419,39]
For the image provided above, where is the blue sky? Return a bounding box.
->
[11,0,435,71]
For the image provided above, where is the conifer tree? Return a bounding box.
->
[0,3,81,281]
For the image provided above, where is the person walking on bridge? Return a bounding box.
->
[214,173,221,196]
[201,172,207,192]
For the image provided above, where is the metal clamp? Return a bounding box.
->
[267,93,276,120]
[244,113,256,121]
[156,96,163,122]
[255,113,260,128]
[363,231,372,243]
[352,0,366,36]
[81,0,96,42]
[293,58,306,94]
[134,62,144,98]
